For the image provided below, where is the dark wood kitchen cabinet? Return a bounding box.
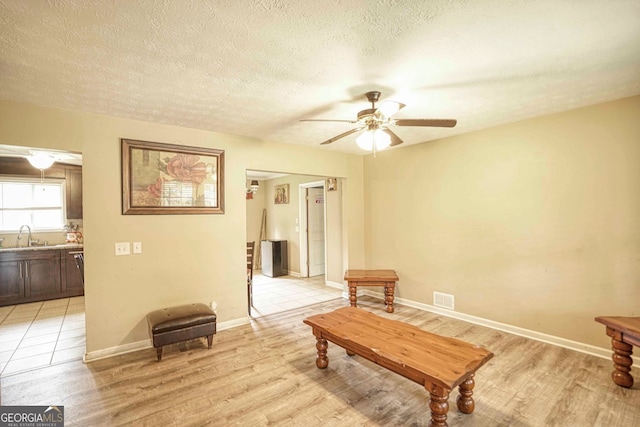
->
[0,250,61,304]
[0,248,83,306]
[0,257,24,303]
[65,166,83,219]
[25,250,63,299]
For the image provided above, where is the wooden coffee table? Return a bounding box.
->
[344,269,398,312]
[304,307,494,426]
[595,316,640,388]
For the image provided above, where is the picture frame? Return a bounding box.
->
[327,177,338,192]
[274,183,289,204]
[121,138,225,215]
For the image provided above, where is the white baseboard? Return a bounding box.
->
[325,280,344,290]
[84,339,152,363]
[218,317,250,331]
[362,290,624,363]
[84,291,627,366]
[84,317,250,363]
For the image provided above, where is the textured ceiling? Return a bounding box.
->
[1,1,639,154]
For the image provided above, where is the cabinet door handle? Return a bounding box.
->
[25,261,29,279]
[68,251,84,255]
[19,261,23,278]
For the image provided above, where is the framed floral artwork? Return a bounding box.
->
[274,183,289,204]
[121,139,225,214]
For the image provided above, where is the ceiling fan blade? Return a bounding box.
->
[382,128,404,147]
[320,127,363,145]
[374,100,406,118]
[394,119,457,128]
[300,119,357,123]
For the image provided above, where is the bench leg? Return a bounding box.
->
[456,374,475,414]
[156,347,163,362]
[427,385,449,427]
[315,337,329,369]
[611,338,634,388]
[207,334,213,349]
[346,349,356,356]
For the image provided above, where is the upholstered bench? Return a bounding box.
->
[147,303,217,361]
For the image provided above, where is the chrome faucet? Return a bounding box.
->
[17,225,32,247]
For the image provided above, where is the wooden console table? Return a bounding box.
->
[595,316,640,388]
[304,307,493,426]
[344,269,398,313]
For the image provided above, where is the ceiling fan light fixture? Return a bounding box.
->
[246,179,260,194]
[376,100,405,118]
[302,91,456,149]
[26,152,55,169]
[356,129,391,151]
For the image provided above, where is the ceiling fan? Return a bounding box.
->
[300,91,457,151]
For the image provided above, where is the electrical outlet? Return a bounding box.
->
[133,242,142,254]
[115,242,130,256]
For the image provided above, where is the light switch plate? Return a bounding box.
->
[115,242,130,256]
[133,242,142,254]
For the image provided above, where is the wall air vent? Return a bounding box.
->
[433,291,455,310]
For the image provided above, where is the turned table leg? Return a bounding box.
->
[457,374,475,414]
[384,284,395,313]
[611,337,634,388]
[348,284,357,307]
[315,337,329,369]
[427,385,450,427]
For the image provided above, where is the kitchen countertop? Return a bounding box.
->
[0,243,83,253]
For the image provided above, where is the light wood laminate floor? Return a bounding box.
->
[1,296,638,426]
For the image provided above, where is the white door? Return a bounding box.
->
[307,187,325,277]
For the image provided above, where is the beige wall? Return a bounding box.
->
[0,100,365,354]
[4,95,635,355]
[363,95,640,348]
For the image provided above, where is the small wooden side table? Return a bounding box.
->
[344,269,399,313]
[595,316,640,388]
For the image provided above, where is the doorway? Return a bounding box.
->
[299,180,326,278]
[245,171,343,317]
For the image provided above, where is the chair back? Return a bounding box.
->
[246,241,255,284]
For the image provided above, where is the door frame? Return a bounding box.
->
[298,180,326,278]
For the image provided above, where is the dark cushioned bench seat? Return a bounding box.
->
[147,303,217,361]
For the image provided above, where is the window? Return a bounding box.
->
[0,178,65,232]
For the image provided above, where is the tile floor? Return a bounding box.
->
[250,272,343,317]
[0,296,85,377]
